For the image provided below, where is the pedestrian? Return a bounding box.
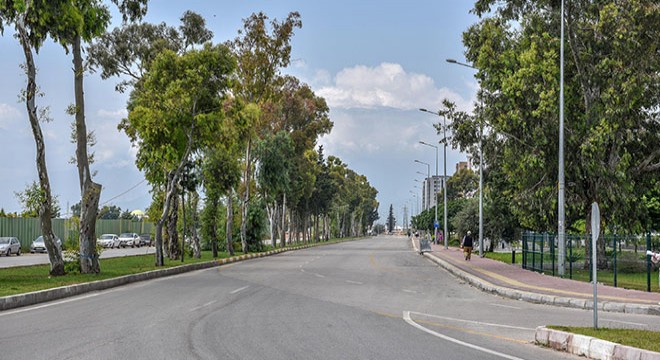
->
[461,231,473,261]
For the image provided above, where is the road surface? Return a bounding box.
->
[2,236,657,359]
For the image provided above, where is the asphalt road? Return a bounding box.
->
[0,246,155,268]
[2,236,658,359]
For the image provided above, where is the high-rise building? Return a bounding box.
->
[421,175,447,211]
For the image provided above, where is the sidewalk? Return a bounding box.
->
[414,238,660,316]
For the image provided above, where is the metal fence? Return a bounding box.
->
[522,231,660,292]
[0,217,154,249]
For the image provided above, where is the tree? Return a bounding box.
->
[386,204,396,233]
[446,0,659,265]
[15,181,61,218]
[97,205,121,219]
[1,0,69,275]
[227,11,302,253]
[121,43,235,266]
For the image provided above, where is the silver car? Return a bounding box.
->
[0,237,22,256]
[30,236,62,254]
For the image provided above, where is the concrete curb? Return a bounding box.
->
[0,238,363,312]
[535,326,660,360]
[412,239,660,316]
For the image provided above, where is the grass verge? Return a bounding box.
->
[547,326,660,353]
[0,237,363,298]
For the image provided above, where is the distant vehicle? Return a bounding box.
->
[97,234,120,248]
[30,236,62,254]
[138,234,152,247]
[0,237,22,256]
[118,233,140,248]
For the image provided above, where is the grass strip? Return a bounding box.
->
[547,326,660,353]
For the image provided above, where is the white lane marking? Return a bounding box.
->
[313,273,325,278]
[300,268,306,273]
[490,303,522,310]
[0,292,103,317]
[408,311,534,331]
[230,286,249,295]
[189,300,218,312]
[403,311,526,360]
[402,289,418,294]
[602,318,647,327]
[345,280,363,285]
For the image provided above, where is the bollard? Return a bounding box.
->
[512,250,516,264]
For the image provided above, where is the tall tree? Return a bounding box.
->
[227,11,302,253]
[0,0,70,275]
[387,204,396,233]
[121,43,235,265]
[451,0,659,265]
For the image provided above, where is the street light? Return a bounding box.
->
[446,58,484,257]
[420,109,449,249]
[420,141,439,245]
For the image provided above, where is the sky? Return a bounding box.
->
[0,0,481,224]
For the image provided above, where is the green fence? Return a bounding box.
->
[0,217,154,249]
[522,231,660,292]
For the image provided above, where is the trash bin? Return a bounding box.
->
[419,237,432,254]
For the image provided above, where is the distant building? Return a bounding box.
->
[421,175,448,212]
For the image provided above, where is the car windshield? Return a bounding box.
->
[100,235,114,239]
[119,233,132,238]
[0,238,9,244]
[34,236,44,243]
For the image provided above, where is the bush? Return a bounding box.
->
[616,251,647,273]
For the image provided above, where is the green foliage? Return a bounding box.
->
[15,181,61,218]
[386,204,396,233]
[245,199,267,252]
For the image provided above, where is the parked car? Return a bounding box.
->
[118,232,140,248]
[138,234,152,247]
[97,234,120,248]
[30,235,62,254]
[0,237,22,256]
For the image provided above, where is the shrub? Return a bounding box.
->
[616,251,647,273]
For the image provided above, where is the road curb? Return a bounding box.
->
[412,239,660,316]
[535,326,660,360]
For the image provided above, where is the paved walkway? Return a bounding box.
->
[414,238,660,315]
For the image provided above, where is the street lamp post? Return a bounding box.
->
[420,141,439,244]
[446,58,484,257]
[420,110,449,249]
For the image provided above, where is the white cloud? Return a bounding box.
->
[317,63,471,111]
[0,103,21,129]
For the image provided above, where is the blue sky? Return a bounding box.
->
[0,1,480,224]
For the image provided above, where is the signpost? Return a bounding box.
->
[591,202,600,329]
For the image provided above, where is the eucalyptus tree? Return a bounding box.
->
[255,131,294,246]
[121,43,235,266]
[227,11,302,253]
[0,0,75,275]
[447,0,659,266]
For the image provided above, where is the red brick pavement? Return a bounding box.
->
[419,239,660,306]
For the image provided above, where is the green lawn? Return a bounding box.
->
[484,251,659,292]
[0,251,237,297]
[547,326,660,353]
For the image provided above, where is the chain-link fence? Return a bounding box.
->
[522,231,660,292]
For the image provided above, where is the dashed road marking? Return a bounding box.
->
[345,280,363,285]
[230,286,249,295]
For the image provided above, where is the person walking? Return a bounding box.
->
[461,231,474,261]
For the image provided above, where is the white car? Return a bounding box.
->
[97,234,120,248]
[0,237,22,256]
[118,233,140,248]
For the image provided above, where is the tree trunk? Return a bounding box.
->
[181,191,186,262]
[168,192,179,260]
[17,18,64,276]
[73,35,102,274]
[209,196,218,258]
[280,193,287,247]
[240,139,251,254]
[226,193,235,256]
[190,193,201,259]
